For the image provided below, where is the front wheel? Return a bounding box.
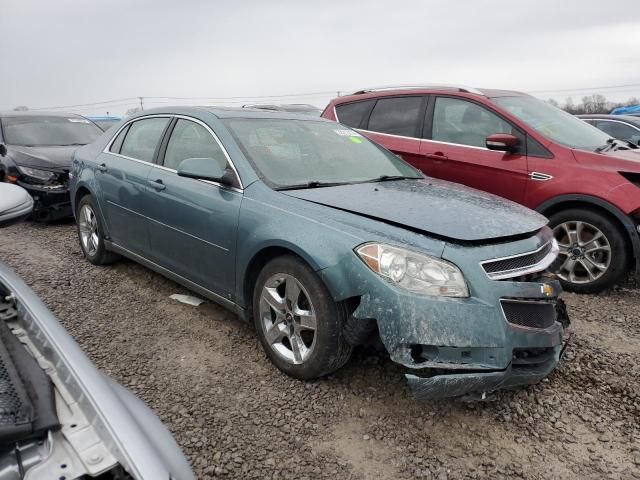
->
[253,255,353,380]
[548,208,629,294]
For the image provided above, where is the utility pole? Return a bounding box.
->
[138,96,144,111]
[336,91,341,97]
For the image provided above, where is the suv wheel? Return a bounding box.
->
[253,255,352,379]
[548,208,629,293]
[76,195,120,265]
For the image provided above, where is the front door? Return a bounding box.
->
[94,116,171,255]
[422,96,528,203]
[144,117,242,298]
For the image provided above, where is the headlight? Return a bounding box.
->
[356,243,469,297]
[17,166,56,182]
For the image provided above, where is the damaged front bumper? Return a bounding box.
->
[16,181,72,221]
[322,228,569,400]
[406,340,567,400]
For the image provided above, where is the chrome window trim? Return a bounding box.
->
[480,239,559,280]
[102,113,244,190]
[355,128,422,142]
[591,118,640,132]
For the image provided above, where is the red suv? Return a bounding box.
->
[322,85,640,293]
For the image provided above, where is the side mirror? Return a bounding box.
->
[177,157,235,186]
[0,144,7,157]
[486,133,520,153]
[0,183,33,227]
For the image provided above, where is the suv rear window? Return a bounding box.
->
[367,96,423,137]
[335,100,374,128]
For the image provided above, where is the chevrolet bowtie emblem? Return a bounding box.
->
[541,284,554,296]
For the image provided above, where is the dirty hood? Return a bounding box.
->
[7,145,79,170]
[284,178,547,242]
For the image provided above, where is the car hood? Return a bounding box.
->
[603,148,640,163]
[7,145,79,170]
[283,178,547,242]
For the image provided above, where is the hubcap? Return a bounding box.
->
[259,273,317,365]
[553,220,611,284]
[78,205,99,257]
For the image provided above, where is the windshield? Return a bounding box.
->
[493,96,613,151]
[222,118,422,189]
[1,116,103,147]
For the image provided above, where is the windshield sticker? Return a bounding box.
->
[334,129,362,137]
[68,118,91,123]
[349,136,363,144]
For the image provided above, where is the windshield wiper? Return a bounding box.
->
[595,138,616,153]
[57,143,87,146]
[369,175,423,182]
[275,181,348,191]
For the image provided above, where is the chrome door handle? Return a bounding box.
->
[148,179,166,191]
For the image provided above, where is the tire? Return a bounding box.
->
[548,208,629,294]
[252,254,353,380]
[76,195,120,266]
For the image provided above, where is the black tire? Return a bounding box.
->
[548,208,629,294]
[252,254,353,380]
[76,195,120,266]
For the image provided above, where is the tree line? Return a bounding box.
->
[548,95,640,115]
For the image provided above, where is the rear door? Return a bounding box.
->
[335,96,441,176]
[360,96,432,173]
[95,116,171,255]
[422,96,528,203]
[144,117,242,298]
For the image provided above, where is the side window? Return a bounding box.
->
[432,97,515,148]
[335,100,374,128]
[120,118,170,162]
[109,124,129,154]
[367,97,423,137]
[163,119,228,171]
[595,121,638,141]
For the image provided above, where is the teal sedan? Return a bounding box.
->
[69,107,568,400]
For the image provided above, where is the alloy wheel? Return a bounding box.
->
[78,204,99,257]
[553,220,612,284]
[259,273,317,365]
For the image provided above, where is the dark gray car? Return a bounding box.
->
[0,112,103,221]
[578,114,640,147]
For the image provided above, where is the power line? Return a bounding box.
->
[529,82,640,94]
[30,97,139,111]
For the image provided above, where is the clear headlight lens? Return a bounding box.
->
[356,243,469,297]
[17,166,56,182]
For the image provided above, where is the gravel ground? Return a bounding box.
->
[0,221,639,480]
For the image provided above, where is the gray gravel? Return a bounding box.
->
[0,221,639,480]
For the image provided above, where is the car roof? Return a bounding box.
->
[330,87,529,104]
[577,114,640,124]
[133,106,333,122]
[0,110,87,118]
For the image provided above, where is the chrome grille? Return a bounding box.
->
[500,300,557,329]
[481,240,557,280]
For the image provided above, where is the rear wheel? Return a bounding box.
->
[76,195,119,265]
[548,208,629,293]
[253,255,352,379]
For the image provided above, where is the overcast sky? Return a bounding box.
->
[1,0,639,115]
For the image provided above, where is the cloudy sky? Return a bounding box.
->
[1,0,639,115]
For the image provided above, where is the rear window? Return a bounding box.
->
[335,100,374,128]
[367,96,423,137]
[119,118,170,162]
